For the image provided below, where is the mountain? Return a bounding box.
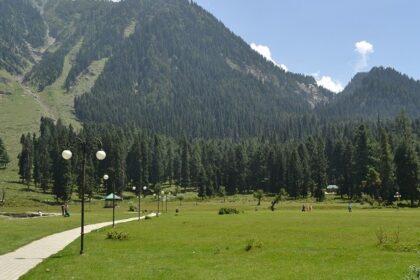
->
[318,67,420,119]
[1,0,419,140]
[0,0,333,139]
[0,0,46,74]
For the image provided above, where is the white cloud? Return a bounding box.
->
[279,64,288,72]
[354,40,374,72]
[250,43,288,72]
[312,72,343,93]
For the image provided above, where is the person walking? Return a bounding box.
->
[348,202,352,212]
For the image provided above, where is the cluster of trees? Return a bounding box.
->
[0,136,10,168]
[18,114,420,206]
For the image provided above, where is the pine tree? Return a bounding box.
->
[395,140,419,207]
[312,140,327,201]
[353,125,375,197]
[297,143,311,197]
[287,149,303,198]
[126,137,142,190]
[38,137,52,193]
[140,138,150,187]
[235,145,248,193]
[18,133,33,188]
[53,154,73,202]
[197,166,208,200]
[150,135,164,184]
[378,129,396,203]
[180,138,190,190]
[0,137,10,168]
[342,141,354,198]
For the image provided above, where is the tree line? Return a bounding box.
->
[18,114,420,206]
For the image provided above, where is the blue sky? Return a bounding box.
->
[193,0,420,92]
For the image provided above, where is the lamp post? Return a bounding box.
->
[165,192,171,213]
[394,191,401,209]
[154,193,159,217]
[62,138,106,255]
[132,185,147,221]
[104,173,117,228]
[161,190,164,214]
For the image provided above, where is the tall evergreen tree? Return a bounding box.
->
[287,149,303,198]
[394,140,419,207]
[378,129,396,203]
[18,133,33,188]
[353,125,376,197]
[342,141,354,198]
[312,140,327,201]
[0,137,10,168]
[150,135,164,184]
[297,143,311,197]
[180,138,190,190]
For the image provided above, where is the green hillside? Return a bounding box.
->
[319,67,420,119]
[14,0,332,139]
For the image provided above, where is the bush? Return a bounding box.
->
[245,238,263,251]
[375,227,387,245]
[106,230,129,240]
[405,265,420,280]
[128,204,137,212]
[218,207,239,215]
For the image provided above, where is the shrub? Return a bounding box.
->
[405,265,420,280]
[375,227,387,245]
[245,238,263,251]
[106,230,129,240]
[128,204,137,212]
[218,207,239,215]
[145,215,152,220]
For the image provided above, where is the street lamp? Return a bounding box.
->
[132,185,147,221]
[394,191,401,208]
[165,192,171,213]
[161,190,164,215]
[62,138,106,255]
[157,190,160,217]
[103,173,117,228]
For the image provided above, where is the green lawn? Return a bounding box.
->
[0,197,150,255]
[18,200,420,280]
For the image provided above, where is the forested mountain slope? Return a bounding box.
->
[1,0,332,138]
[0,0,46,74]
[1,0,420,140]
[319,67,420,119]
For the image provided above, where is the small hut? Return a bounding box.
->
[326,185,339,194]
[104,193,122,208]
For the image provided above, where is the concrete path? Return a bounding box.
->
[0,213,156,280]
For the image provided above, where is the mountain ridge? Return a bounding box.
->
[0,0,419,139]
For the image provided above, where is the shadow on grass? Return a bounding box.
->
[19,188,38,193]
[29,198,60,206]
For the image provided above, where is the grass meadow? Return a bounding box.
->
[8,197,419,280]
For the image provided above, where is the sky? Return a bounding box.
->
[192,0,420,93]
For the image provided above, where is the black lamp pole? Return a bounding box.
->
[138,188,141,221]
[62,137,106,255]
[80,145,86,254]
[112,180,115,227]
[157,192,160,217]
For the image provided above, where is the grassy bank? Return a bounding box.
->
[18,200,420,280]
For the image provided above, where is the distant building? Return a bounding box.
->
[326,185,339,194]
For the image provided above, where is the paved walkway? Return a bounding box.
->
[0,213,156,280]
